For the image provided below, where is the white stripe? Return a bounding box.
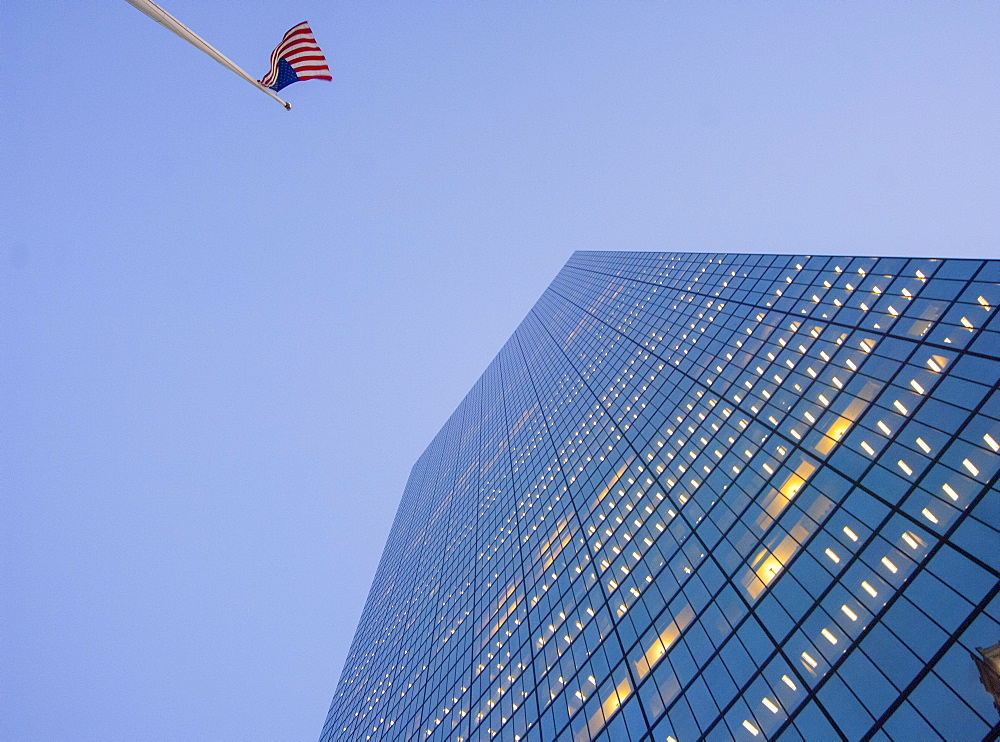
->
[278,32,316,49]
[285,49,327,63]
[280,40,321,56]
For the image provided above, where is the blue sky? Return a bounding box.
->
[2,2,998,740]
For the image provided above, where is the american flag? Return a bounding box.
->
[259,22,331,92]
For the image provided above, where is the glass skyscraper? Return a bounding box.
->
[321,252,1000,741]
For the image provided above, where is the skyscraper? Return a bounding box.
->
[321,251,1000,741]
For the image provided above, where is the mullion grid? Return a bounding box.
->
[324,252,998,741]
[552,253,996,740]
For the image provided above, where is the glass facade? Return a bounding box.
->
[320,251,1000,741]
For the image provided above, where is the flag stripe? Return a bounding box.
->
[280,33,316,47]
[279,35,318,48]
[280,42,321,57]
[284,52,326,63]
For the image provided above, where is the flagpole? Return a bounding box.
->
[123,0,291,110]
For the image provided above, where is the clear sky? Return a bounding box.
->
[2,2,998,740]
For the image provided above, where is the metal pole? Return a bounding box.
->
[123,0,291,109]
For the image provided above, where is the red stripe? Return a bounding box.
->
[278,39,319,51]
[281,22,311,38]
[276,43,319,59]
[280,44,321,57]
[278,38,317,52]
[288,55,327,65]
[277,32,316,49]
